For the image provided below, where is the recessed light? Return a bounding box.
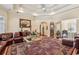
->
[42,8,45,10]
[49,12,55,15]
[32,13,39,16]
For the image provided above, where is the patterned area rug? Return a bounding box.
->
[6,37,74,55]
[7,42,28,55]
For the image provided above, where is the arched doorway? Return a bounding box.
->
[40,22,48,36]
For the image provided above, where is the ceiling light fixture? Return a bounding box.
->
[42,7,45,10]
[32,12,55,16]
[16,4,24,13]
[41,4,47,12]
[49,12,55,15]
[17,7,24,13]
[32,13,39,16]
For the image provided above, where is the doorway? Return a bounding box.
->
[40,22,48,36]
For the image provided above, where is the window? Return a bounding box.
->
[0,16,5,33]
[61,19,77,39]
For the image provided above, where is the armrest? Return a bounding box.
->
[72,48,77,55]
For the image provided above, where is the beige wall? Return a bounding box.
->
[7,11,35,33]
[7,13,52,36]
[32,18,52,36]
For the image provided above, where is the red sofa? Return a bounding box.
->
[62,39,73,47]
[0,30,31,55]
[0,33,13,55]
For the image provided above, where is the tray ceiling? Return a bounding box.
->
[1,4,79,16]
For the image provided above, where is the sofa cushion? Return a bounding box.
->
[7,33,13,38]
[22,30,31,37]
[14,32,23,38]
[14,32,20,38]
[2,34,8,41]
[1,33,13,41]
[13,37,24,43]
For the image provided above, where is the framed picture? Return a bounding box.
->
[20,19,31,28]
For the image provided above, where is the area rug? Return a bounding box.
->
[6,37,74,55]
